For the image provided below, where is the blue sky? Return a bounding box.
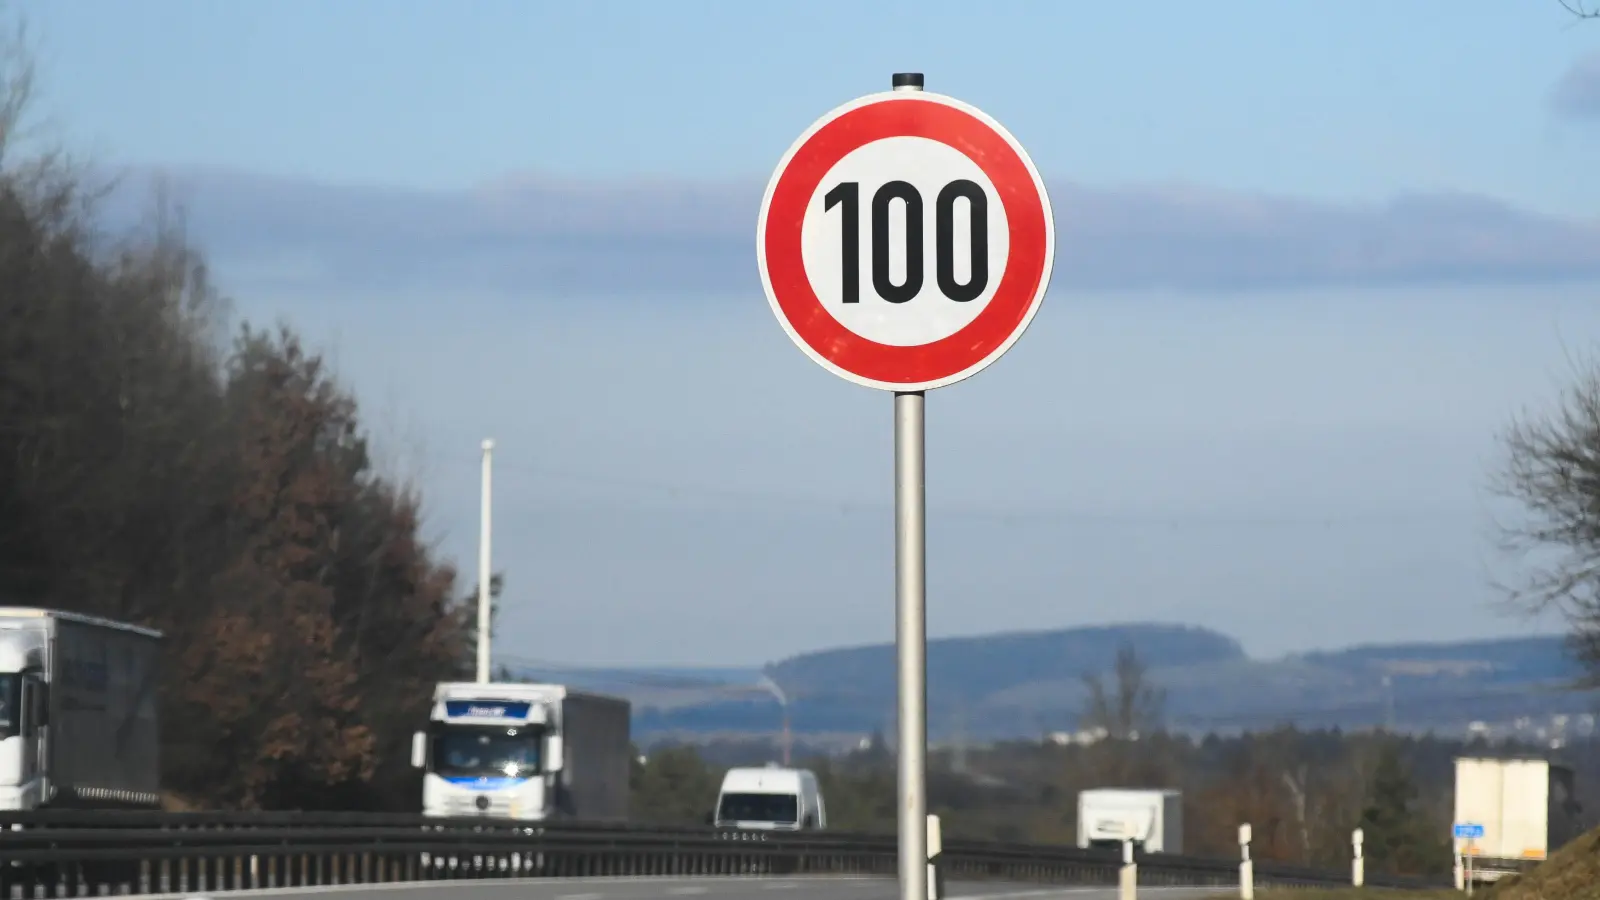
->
[13,1,1600,668]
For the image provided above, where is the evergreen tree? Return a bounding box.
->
[1357,738,1444,875]
[631,745,721,826]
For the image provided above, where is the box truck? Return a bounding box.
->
[1453,755,1583,884]
[1077,788,1183,854]
[412,681,630,822]
[0,608,162,811]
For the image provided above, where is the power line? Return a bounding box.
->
[450,454,1482,531]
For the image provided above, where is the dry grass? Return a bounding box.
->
[158,790,205,812]
[1208,827,1600,900]
[1486,824,1600,900]
[1203,883,1465,890]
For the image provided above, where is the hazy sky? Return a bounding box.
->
[14,1,1600,666]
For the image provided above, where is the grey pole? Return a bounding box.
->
[476,438,494,684]
[893,66,929,900]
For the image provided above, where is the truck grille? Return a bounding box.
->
[447,793,514,817]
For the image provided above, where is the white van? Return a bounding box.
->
[713,765,827,830]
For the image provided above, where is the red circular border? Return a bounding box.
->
[762,96,1049,387]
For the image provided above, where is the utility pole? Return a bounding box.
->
[953,703,968,774]
[476,438,494,684]
[1382,675,1395,731]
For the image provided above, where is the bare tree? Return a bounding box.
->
[1080,643,1167,739]
[0,13,34,163]
[1561,0,1600,20]
[1492,354,1600,685]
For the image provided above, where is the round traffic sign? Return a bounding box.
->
[757,89,1054,392]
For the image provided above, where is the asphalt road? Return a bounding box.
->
[163,876,1224,900]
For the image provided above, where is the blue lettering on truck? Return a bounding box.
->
[61,658,109,692]
[444,701,532,719]
[443,776,529,789]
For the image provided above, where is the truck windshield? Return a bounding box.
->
[717,792,798,824]
[0,675,16,740]
[431,726,542,779]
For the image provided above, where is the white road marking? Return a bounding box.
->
[667,889,708,896]
[763,884,799,891]
[556,894,604,900]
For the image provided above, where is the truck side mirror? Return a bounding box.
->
[545,734,565,772]
[18,680,33,737]
[32,680,47,727]
[411,731,427,769]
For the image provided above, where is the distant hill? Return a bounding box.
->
[768,622,1244,704]
[499,663,766,711]
[505,625,1598,744]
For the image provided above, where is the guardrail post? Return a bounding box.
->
[926,814,944,900]
[1351,828,1364,887]
[1238,824,1253,900]
[1119,839,1137,900]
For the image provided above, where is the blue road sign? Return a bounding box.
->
[1454,823,1485,840]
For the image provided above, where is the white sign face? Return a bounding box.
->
[799,136,1011,347]
[759,90,1054,392]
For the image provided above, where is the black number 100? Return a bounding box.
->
[822,179,989,305]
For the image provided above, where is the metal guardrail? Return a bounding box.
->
[0,811,1452,897]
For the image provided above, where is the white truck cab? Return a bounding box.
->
[411,681,630,822]
[713,765,826,831]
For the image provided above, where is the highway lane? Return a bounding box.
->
[161,876,1225,900]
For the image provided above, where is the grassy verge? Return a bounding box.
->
[1204,825,1600,900]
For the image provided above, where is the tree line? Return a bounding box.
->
[634,726,1600,880]
[0,46,477,809]
[632,647,1600,880]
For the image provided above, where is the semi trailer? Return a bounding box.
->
[1076,788,1184,854]
[1453,755,1583,885]
[0,607,162,811]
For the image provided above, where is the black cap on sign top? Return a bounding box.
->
[892,73,924,89]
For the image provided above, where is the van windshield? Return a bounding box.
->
[718,792,798,824]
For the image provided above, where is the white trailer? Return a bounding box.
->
[412,682,631,822]
[1452,755,1583,884]
[1077,788,1183,854]
[0,607,163,811]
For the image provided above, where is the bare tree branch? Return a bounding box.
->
[0,13,33,165]
[1080,642,1166,739]
[1561,0,1600,19]
[1490,349,1600,684]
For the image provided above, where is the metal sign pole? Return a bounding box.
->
[757,66,1051,900]
[895,387,927,900]
[892,71,929,900]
